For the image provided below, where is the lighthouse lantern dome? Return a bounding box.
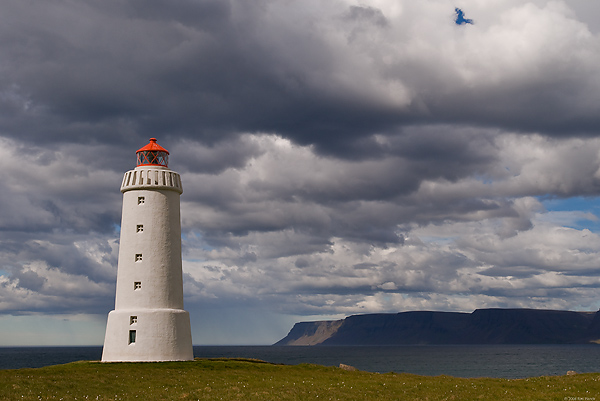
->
[136,138,169,167]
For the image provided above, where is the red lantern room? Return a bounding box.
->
[136,138,169,167]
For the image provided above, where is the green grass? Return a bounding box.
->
[0,358,599,400]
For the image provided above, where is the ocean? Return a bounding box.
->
[0,345,599,379]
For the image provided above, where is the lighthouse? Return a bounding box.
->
[102,138,193,362]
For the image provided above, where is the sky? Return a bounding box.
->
[1,0,600,346]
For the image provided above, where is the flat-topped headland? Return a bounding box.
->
[275,308,600,345]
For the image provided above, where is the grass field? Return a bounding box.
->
[0,358,599,400]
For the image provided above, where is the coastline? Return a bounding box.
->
[2,344,600,379]
[1,358,599,401]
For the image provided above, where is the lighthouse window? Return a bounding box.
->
[129,330,136,344]
[134,281,142,290]
[135,254,142,262]
[137,150,168,167]
[138,196,145,205]
[130,316,137,325]
[136,225,143,233]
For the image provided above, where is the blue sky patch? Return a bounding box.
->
[455,8,474,25]
[540,196,600,232]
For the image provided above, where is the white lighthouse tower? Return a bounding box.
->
[102,138,193,362]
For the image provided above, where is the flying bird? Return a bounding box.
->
[455,8,473,25]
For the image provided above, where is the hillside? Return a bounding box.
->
[2,359,600,400]
[275,308,600,345]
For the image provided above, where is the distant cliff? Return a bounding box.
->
[274,309,600,346]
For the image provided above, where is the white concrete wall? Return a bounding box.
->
[102,309,193,362]
[102,166,193,362]
[114,188,184,310]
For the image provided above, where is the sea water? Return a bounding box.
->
[1,345,599,379]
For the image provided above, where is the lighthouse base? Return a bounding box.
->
[101,309,193,362]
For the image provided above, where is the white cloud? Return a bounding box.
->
[172,132,600,324]
[1,0,600,345]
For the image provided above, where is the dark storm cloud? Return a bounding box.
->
[0,233,117,315]
[0,139,123,234]
[0,0,304,144]
[1,0,598,156]
[170,136,265,174]
[12,269,47,292]
[177,127,506,250]
[17,239,116,283]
